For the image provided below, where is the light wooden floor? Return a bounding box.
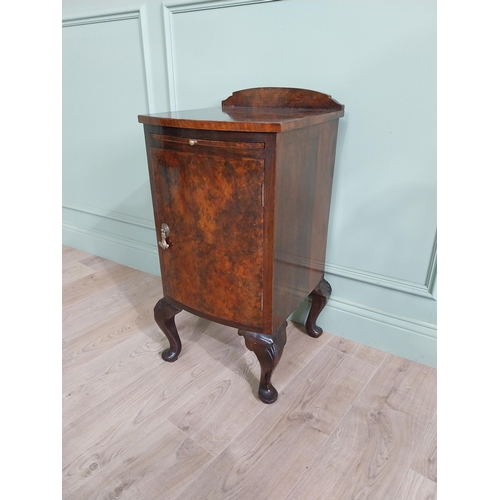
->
[62,245,437,500]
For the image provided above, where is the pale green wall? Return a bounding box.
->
[63,0,437,366]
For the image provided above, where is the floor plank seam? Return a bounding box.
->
[63,303,162,362]
[171,451,219,500]
[168,344,344,500]
[282,353,383,500]
[389,473,411,500]
[324,342,387,369]
[63,248,438,500]
[200,414,264,459]
[62,283,158,340]
[62,274,153,311]
[161,343,250,422]
[167,421,217,459]
[407,411,437,484]
[162,324,313,458]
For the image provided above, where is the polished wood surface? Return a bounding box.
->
[238,321,287,404]
[222,87,344,110]
[138,105,344,132]
[154,297,182,362]
[306,278,332,338]
[139,88,344,403]
[62,247,437,499]
[272,118,340,331]
[149,145,266,328]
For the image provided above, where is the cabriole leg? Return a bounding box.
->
[154,297,182,362]
[305,277,332,338]
[238,322,287,404]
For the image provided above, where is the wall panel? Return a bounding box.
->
[63,0,437,366]
[62,9,157,269]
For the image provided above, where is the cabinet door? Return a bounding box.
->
[150,147,265,328]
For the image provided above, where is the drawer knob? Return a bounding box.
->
[188,139,197,146]
[158,223,171,249]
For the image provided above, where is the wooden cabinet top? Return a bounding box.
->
[138,87,344,132]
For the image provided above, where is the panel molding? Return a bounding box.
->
[424,231,437,295]
[322,297,437,367]
[329,231,437,298]
[328,296,437,338]
[62,201,155,230]
[162,5,178,110]
[63,220,157,254]
[162,0,279,110]
[277,230,437,300]
[62,220,160,276]
[62,6,155,112]
[291,296,436,367]
[165,0,277,14]
[62,10,140,27]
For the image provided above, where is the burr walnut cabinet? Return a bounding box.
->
[138,87,344,403]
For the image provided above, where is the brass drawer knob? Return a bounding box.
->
[188,139,197,146]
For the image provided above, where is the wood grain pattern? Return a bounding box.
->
[138,106,343,132]
[64,320,244,433]
[78,254,124,273]
[62,271,157,339]
[272,120,339,331]
[141,88,345,403]
[393,469,437,500]
[63,265,138,308]
[177,348,377,500]
[62,284,162,370]
[305,277,332,337]
[62,261,95,286]
[62,248,437,500]
[150,132,265,150]
[151,147,265,328]
[62,245,94,266]
[62,253,122,288]
[410,413,437,482]
[327,332,388,367]
[238,322,287,403]
[222,87,344,110]
[167,323,332,456]
[63,375,214,499]
[285,355,437,500]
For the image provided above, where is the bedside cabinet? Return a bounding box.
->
[138,87,344,403]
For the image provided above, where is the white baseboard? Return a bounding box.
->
[291,297,436,368]
[62,221,160,276]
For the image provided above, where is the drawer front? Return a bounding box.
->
[150,147,264,328]
[150,133,265,150]
[147,126,270,158]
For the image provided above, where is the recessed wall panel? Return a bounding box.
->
[168,0,436,285]
[63,15,153,223]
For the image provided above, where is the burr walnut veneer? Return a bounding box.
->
[138,88,344,403]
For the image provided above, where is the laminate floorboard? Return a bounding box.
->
[411,412,437,482]
[285,355,437,500]
[177,348,378,500]
[167,323,333,456]
[394,469,437,500]
[63,264,133,308]
[62,246,437,499]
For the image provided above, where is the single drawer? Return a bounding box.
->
[150,133,265,150]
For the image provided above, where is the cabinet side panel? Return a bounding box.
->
[272,121,339,331]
